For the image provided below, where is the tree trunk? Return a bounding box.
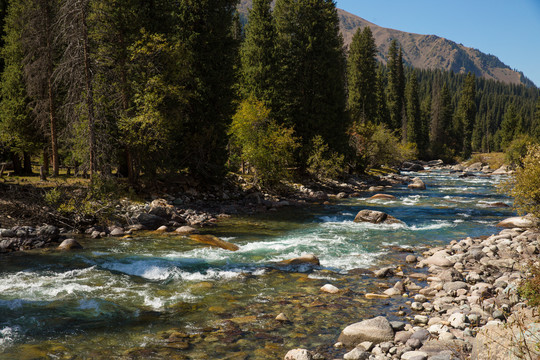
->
[23,152,32,175]
[42,148,49,176]
[11,153,22,175]
[82,4,96,179]
[45,5,59,177]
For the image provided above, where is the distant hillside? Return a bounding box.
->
[238,1,535,87]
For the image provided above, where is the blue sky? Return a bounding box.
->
[335,0,540,87]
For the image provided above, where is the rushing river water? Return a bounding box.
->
[0,170,515,359]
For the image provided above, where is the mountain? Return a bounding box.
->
[238,1,535,87]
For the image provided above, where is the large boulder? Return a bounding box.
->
[422,250,455,267]
[465,162,483,172]
[37,225,60,240]
[354,210,402,225]
[338,316,395,346]
[189,234,239,251]
[497,214,539,228]
[408,177,426,190]
[132,213,166,230]
[492,164,512,175]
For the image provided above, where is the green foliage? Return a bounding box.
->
[506,144,540,218]
[455,73,477,158]
[386,40,405,135]
[519,262,540,309]
[307,135,345,180]
[119,31,190,175]
[505,135,537,166]
[499,103,522,150]
[349,121,416,171]
[273,0,348,162]
[347,26,377,123]
[405,72,428,154]
[239,0,275,103]
[229,98,299,187]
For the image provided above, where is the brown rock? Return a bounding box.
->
[189,234,239,251]
[354,210,402,225]
[279,254,320,266]
[369,194,397,200]
[57,238,83,250]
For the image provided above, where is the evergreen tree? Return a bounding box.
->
[386,40,405,135]
[347,26,377,123]
[498,103,521,149]
[0,0,43,174]
[534,99,540,141]
[17,0,61,176]
[405,72,425,152]
[374,63,390,126]
[430,82,453,157]
[273,0,347,163]
[455,72,476,158]
[176,0,238,180]
[239,0,275,103]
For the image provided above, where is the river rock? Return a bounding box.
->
[465,162,483,172]
[369,194,397,200]
[279,254,320,266]
[320,284,340,294]
[492,164,512,175]
[284,349,312,360]
[408,178,426,190]
[354,210,402,225]
[275,313,290,322]
[406,254,417,263]
[401,350,428,360]
[133,213,165,230]
[365,293,390,299]
[343,348,370,360]
[497,214,539,228]
[109,227,125,236]
[37,225,60,240]
[338,316,395,346]
[448,313,468,329]
[189,234,239,251]
[175,226,197,235]
[57,238,83,250]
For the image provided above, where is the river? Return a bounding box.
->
[0,169,515,359]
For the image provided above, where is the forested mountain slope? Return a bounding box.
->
[239,1,535,87]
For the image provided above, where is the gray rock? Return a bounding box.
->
[343,348,370,360]
[442,281,468,292]
[411,329,430,342]
[390,321,407,331]
[448,313,468,329]
[37,225,60,239]
[354,210,403,225]
[438,268,463,282]
[284,349,312,360]
[133,213,166,230]
[406,337,422,349]
[374,266,395,278]
[395,331,412,344]
[109,228,125,237]
[338,316,395,346]
[401,350,427,360]
[406,255,417,263]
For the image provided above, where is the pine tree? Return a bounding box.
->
[498,103,520,149]
[273,0,347,163]
[405,72,423,151]
[430,82,453,157]
[239,0,275,103]
[455,73,476,158]
[17,0,61,176]
[374,63,390,126]
[386,40,405,135]
[347,26,377,123]
[176,0,238,180]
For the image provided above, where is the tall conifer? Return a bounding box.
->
[347,26,377,123]
[386,40,405,135]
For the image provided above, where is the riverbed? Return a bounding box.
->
[0,170,515,359]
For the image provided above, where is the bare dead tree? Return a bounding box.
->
[54,0,97,178]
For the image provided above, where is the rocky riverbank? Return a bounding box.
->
[0,172,406,254]
[285,217,540,360]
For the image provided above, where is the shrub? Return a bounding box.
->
[229,98,299,187]
[307,135,345,179]
[349,122,417,171]
[519,262,540,309]
[505,144,540,218]
[505,135,537,167]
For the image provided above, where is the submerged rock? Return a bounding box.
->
[369,194,397,200]
[320,284,340,294]
[189,234,239,251]
[354,210,402,225]
[279,254,320,266]
[57,238,83,250]
[338,316,395,346]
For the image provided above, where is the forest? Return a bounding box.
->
[0,0,538,188]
